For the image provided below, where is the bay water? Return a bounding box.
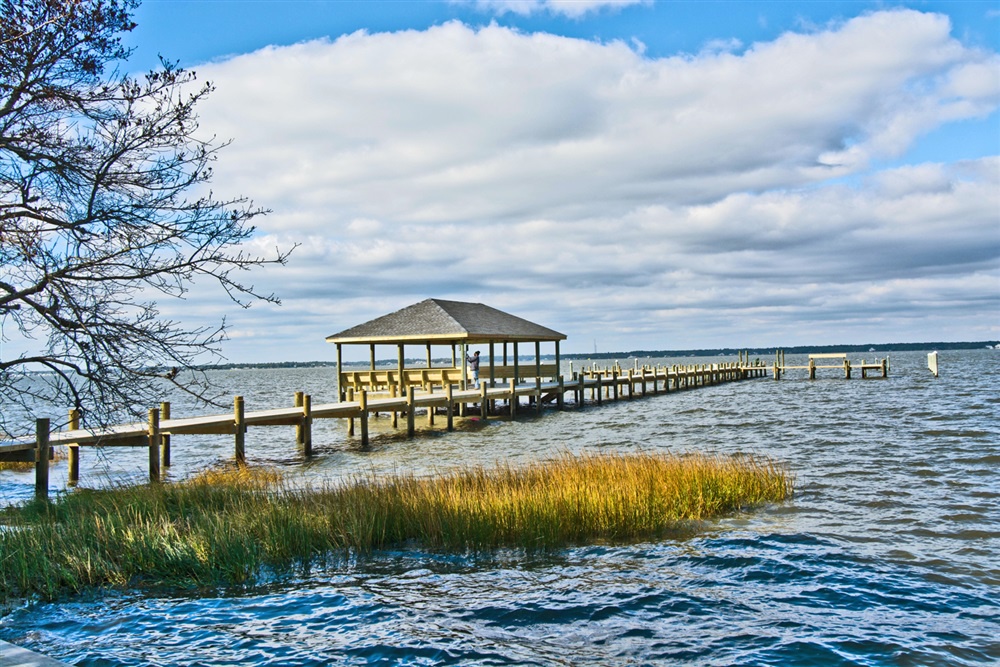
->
[1,349,997,665]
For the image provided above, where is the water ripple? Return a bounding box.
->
[3,351,1000,665]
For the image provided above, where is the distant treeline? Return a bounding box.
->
[562,341,999,360]
[188,341,996,370]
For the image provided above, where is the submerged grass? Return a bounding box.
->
[0,452,792,602]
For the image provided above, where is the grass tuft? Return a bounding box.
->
[0,452,791,602]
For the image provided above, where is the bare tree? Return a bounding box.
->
[0,0,292,436]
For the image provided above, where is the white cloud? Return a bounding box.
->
[175,10,999,361]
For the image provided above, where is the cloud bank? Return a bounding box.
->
[185,9,999,361]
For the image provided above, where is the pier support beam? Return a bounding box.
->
[360,390,369,448]
[446,384,455,430]
[160,402,171,468]
[68,408,80,485]
[35,418,50,501]
[234,397,245,465]
[148,408,161,481]
[406,386,415,437]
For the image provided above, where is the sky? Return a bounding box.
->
[117,0,999,362]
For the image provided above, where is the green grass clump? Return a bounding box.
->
[0,452,791,602]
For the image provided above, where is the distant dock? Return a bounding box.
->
[770,351,889,380]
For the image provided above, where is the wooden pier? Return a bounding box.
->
[2,357,768,500]
[769,351,889,380]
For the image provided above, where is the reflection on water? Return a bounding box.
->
[2,350,999,665]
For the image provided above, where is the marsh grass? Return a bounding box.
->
[0,452,791,602]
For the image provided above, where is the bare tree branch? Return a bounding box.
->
[1,0,294,436]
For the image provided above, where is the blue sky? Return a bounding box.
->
[113,0,999,362]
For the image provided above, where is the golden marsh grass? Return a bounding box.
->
[0,452,792,601]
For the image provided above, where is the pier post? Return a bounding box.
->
[578,374,585,408]
[360,390,369,447]
[160,402,171,468]
[612,368,619,400]
[234,396,246,465]
[427,385,435,427]
[557,376,565,410]
[391,384,399,428]
[303,394,313,456]
[34,418,50,501]
[509,379,517,417]
[347,388,355,436]
[148,408,161,481]
[627,369,633,399]
[446,384,454,430]
[481,383,489,420]
[596,373,603,405]
[68,408,80,485]
[406,386,415,437]
[535,378,542,416]
[295,392,305,445]
[844,359,851,379]
[809,358,816,380]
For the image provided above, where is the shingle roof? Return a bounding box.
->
[325,299,566,345]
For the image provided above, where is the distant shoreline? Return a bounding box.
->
[195,341,997,370]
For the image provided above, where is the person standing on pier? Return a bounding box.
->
[467,350,481,388]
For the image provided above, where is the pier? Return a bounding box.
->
[2,356,768,500]
[769,351,889,380]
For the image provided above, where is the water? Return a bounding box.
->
[2,350,998,665]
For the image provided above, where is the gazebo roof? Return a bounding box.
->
[325,298,566,346]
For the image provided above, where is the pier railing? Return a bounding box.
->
[3,359,769,500]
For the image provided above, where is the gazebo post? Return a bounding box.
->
[426,343,432,369]
[458,341,467,417]
[555,340,561,378]
[535,341,541,379]
[489,340,496,414]
[513,342,520,386]
[397,343,405,396]
[336,343,344,401]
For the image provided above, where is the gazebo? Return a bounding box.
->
[326,298,567,399]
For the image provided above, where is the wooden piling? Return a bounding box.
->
[160,402,171,468]
[427,385,435,427]
[35,418,50,501]
[295,392,305,445]
[406,386,415,437]
[346,388,355,435]
[359,389,369,447]
[234,396,245,465]
[446,383,454,430]
[68,408,80,485]
[509,378,517,417]
[481,382,489,419]
[303,394,313,456]
[148,408,161,481]
[391,384,399,428]
[557,376,565,409]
